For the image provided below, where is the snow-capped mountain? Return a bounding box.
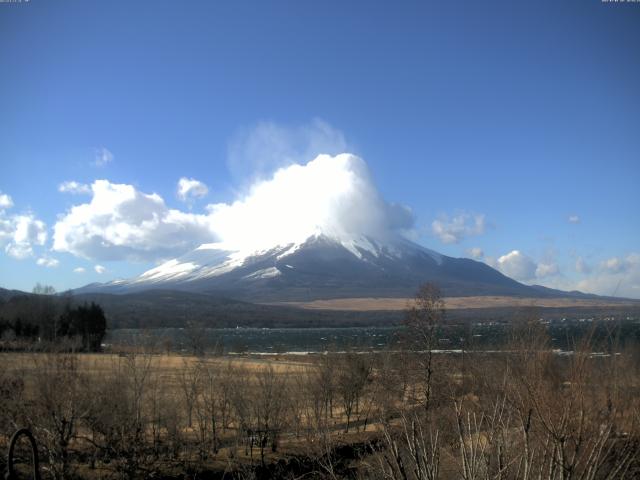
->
[73,154,577,302]
[77,233,553,301]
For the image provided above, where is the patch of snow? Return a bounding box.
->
[276,242,303,260]
[135,259,198,283]
[395,237,443,265]
[190,256,245,280]
[123,232,446,288]
[243,267,281,280]
[338,236,381,259]
[195,242,222,251]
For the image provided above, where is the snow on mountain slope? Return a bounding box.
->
[122,233,440,285]
[70,154,604,303]
[78,231,546,301]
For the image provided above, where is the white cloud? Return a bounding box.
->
[51,155,413,262]
[568,215,580,224]
[94,265,106,274]
[93,147,113,167]
[431,212,486,244]
[37,257,60,268]
[495,250,537,281]
[513,252,640,299]
[467,247,484,259]
[53,180,217,262]
[0,191,48,260]
[73,267,86,274]
[227,119,349,182]
[535,262,558,278]
[493,250,560,282]
[601,256,626,273]
[0,192,13,210]
[207,153,413,252]
[0,213,47,259]
[58,181,91,195]
[177,177,209,202]
[576,253,640,298]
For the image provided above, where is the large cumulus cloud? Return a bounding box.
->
[53,180,216,261]
[490,250,559,282]
[52,154,414,261]
[209,153,414,252]
[495,250,537,281]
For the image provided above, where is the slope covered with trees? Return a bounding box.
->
[0,285,107,351]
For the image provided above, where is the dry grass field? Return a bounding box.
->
[0,351,312,381]
[1,320,639,479]
[273,295,640,311]
[0,350,388,478]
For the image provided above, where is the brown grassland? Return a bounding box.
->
[1,316,639,480]
[273,296,640,311]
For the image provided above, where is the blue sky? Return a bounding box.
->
[0,0,639,297]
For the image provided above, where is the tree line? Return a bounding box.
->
[0,284,107,352]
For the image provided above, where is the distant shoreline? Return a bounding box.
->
[270,295,640,311]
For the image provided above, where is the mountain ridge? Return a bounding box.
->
[74,233,604,302]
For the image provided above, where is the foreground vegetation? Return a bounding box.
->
[1,323,638,479]
[1,285,639,479]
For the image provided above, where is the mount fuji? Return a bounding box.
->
[71,154,596,303]
[75,232,579,302]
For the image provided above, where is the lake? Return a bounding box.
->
[105,318,640,354]
[106,326,401,354]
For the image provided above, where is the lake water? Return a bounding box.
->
[106,326,402,354]
[105,319,640,354]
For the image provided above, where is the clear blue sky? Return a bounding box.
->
[1,0,639,297]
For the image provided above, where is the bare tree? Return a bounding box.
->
[195,358,223,457]
[404,283,445,413]
[251,365,289,465]
[178,358,201,428]
[83,352,155,479]
[28,353,88,480]
[336,352,371,433]
[373,411,441,480]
